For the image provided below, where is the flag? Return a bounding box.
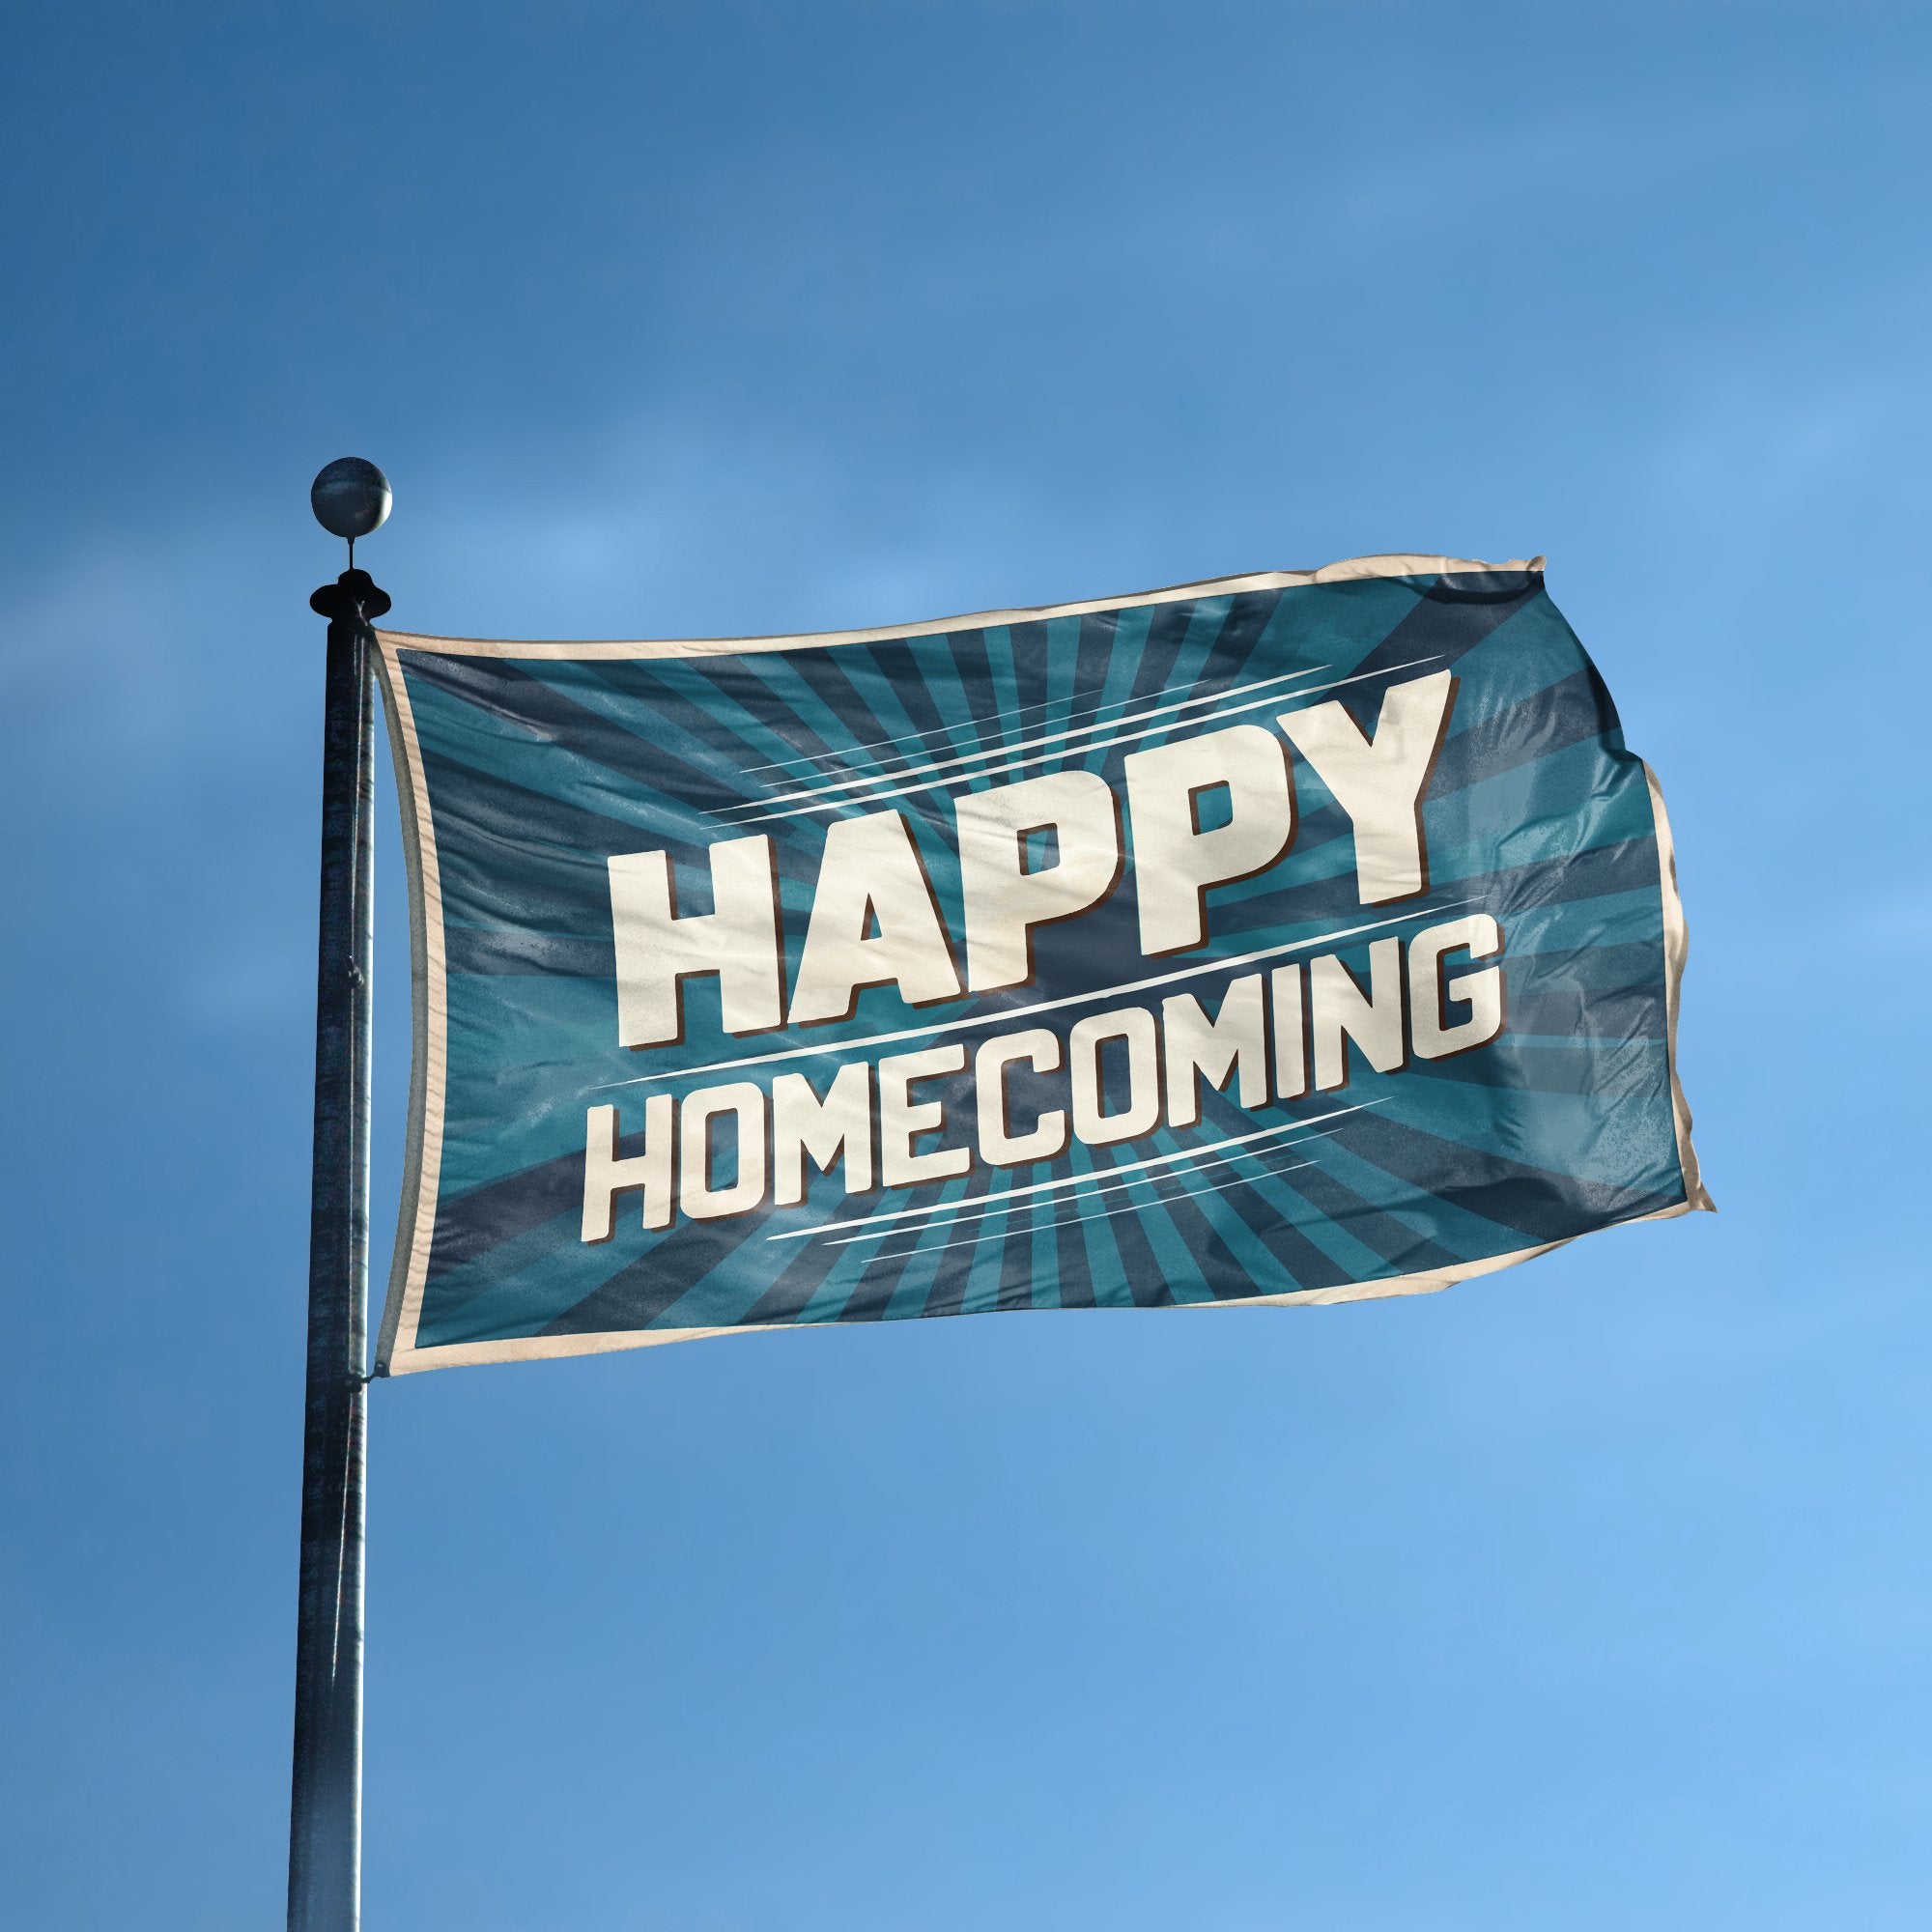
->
[371,554,1708,1375]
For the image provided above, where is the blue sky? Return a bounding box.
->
[3,3,1929,1926]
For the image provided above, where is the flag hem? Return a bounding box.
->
[1644,762,1714,1215]
[376,1208,1702,1376]
[372,554,1546,663]
[371,639,450,1375]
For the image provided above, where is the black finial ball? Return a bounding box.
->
[310,457,392,541]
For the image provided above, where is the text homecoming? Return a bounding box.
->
[582,670,1505,1240]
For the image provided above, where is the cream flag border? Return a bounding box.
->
[370,554,1709,1377]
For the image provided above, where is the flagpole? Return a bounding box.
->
[290,461,391,1932]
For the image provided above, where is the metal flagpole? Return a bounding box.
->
[290,459,392,1932]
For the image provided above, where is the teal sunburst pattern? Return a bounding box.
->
[372,563,1708,1374]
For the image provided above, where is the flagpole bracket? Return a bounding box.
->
[310,570,392,625]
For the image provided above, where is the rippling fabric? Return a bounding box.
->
[371,558,1708,1375]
